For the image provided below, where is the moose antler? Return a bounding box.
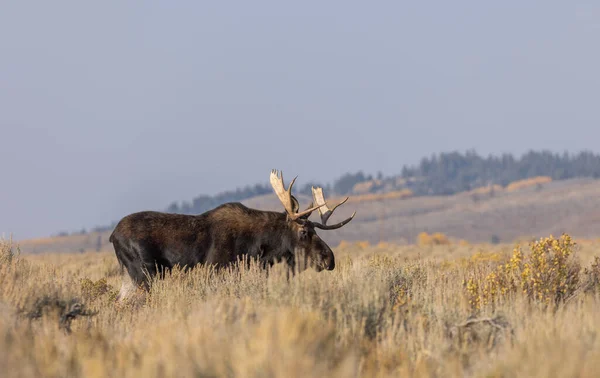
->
[270,170,325,221]
[310,186,356,230]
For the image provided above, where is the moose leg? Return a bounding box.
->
[284,252,297,281]
[113,238,153,294]
[117,270,137,302]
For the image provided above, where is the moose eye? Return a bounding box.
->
[299,229,309,239]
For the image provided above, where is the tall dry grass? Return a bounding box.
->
[1,235,600,377]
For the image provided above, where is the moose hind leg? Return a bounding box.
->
[114,239,153,293]
[117,270,137,302]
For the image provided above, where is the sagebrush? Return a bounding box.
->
[1,235,600,377]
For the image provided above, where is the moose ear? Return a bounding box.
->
[298,201,314,220]
[290,195,300,214]
[290,195,314,221]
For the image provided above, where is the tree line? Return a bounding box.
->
[59,149,600,236]
[400,150,600,196]
[162,149,600,214]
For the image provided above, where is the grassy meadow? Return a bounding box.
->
[2,235,600,377]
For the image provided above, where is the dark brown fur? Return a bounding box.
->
[109,202,335,293]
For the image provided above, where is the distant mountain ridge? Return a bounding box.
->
[21,176,600,255]
[55,149,600,237]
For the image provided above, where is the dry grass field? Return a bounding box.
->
[3,234,600,377]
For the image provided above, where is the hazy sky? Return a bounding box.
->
[1,2,599,240]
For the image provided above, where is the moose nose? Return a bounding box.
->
[326,256,335,270]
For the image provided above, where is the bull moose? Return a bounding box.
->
[110,170,355,300]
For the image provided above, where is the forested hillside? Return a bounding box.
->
[64,149,600,236]
[164,150,600,214]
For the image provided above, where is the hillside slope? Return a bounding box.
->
[17,177,600,254]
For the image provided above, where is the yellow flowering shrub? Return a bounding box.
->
[417,232,432,246]
[80,277,118,302]
[520,234,580,305]
[355,240,371,249]
[417,232,451,246]
[458,239,470,246]
[337,240,350,248]
[583,256,600,292]
[463,234,583,312]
